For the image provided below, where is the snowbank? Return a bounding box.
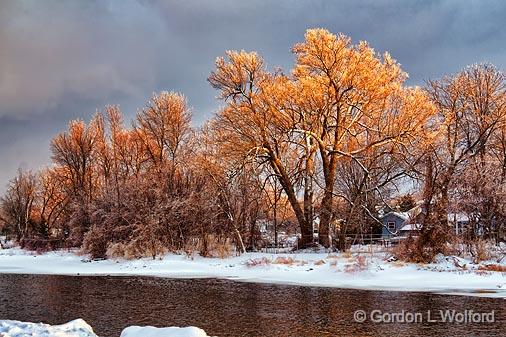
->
[120,325,209,337]
[0,319,97,337]
[0,319,210,337]
[0,246,504,297]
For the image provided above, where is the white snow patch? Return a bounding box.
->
[0,319,97,337]
[120,325,209,337]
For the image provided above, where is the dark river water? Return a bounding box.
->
[0,274,504,337]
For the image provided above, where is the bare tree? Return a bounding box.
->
[0,169,37,241]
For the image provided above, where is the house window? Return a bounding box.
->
[387,222,396,231]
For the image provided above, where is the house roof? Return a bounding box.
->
[380,211,410,221]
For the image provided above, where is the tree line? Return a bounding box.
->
[1,29,505,261]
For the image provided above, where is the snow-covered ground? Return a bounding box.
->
[0,245,504,298]
[0,319,210,337]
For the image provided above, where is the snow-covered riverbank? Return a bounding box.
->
[0,246,504,298]
[0,319,210,337]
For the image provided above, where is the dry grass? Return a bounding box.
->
[245,255,313,267]
[105,241,169,260]
[343,255,369,273]
[356,255,367,267]
[478,264,506,272]
[273,256,295,265]
[391,260,406,268]
[105,243,128,260]
[245,257,271,267]
[271,256,309,266]
[314,259,326,266]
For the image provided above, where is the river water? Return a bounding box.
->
[0,274,503,336]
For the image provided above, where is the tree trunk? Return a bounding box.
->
[235,227,246,254]
[303,141,315,245]
[318,162,336,248]
[270,157,312,247]
[318,145,338,248]
[318,191,333,247]
[273,188,278,247]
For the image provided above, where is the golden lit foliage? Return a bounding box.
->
[209,28,435,247]
[135,91,192,166]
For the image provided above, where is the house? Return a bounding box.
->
[380,208,486,239]
[447,212,488,236]
[379,211,410,237]
[447,213,470,235]
[379,204,425,238]
[257,219,269,234]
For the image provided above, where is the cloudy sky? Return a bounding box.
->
[0,0,505,192]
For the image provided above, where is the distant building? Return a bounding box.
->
[447,213,470,235]
[379,206,491,239]
[447,213,488,236]
[379,211,410,237]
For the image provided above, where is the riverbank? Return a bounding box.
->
[0,246,504,298]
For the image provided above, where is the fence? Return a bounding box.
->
[260,233,402,253]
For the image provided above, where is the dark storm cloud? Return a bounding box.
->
[1,0,505,191]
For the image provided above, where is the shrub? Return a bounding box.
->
[393,236,419,261]
[471,240,491,263]
[199,235,234,258]
[20,237,64,253]
[106,242,135,260]
[82,225,110,259]
[393,233,450,263]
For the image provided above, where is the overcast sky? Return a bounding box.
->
[0,0,505,192]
